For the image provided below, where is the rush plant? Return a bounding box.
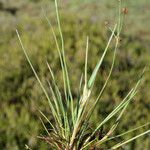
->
[16,0,150,149]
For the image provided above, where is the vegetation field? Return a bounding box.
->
[0,0,150,149]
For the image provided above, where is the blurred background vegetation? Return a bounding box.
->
[0,0,150,149]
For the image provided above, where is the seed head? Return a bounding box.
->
[122,7,128,14]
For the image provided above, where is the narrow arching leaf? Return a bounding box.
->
[16,30,59,124]
[54,0,74,125]
[108,122,150,141]
[84,36,89,89]
[42,7,68,105]
[111,130,150,149]
[38,110,57,134]
[88,24,117,89]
